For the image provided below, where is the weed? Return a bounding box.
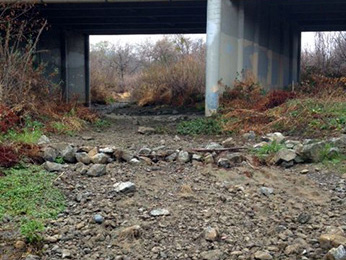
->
[254,141,284,158]
[93,119,111,129]
[177,117,222,135]
[5,128,43,144]
[0,145,19,167]
[54,156,64,164]
[0,166,65,243]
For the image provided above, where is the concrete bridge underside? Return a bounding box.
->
[35,0,346,115]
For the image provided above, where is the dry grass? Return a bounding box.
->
[118,225,142,241]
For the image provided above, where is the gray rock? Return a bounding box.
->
[217,158,231,168]
[114,182,136,193]
[173,135,181,141]
[61,144,76,163]
[204,227,219,241]
[43,161,66,172]
[297,212,311,224]
[138,126,156,135]
[205,142,223,149]
[150,209,170,217]
[94,214,104,224]
[326,245,346,260]
[129,158,140,164]
[300,141,327,162]
[166,152,177,162]
[192,154,202,161]
[226,152,247,164]
[200,249,224,260]
[82,136,94,141]
[99,147,114,154]
[42,147,58,162]
[271,148,297,164]
[204,154,214,164]
[87,164,106,177]
[25,254,40,260]
[243,131,256,141]
[285,140,302,150]
[222,137,235,148]
[254,251,273,260]
[75,152,91,164]
[62,249,72,258]
[116,150,133,162]
[263,132,285,143]
[91,153,109,164]
[328,147,340,158]
[37,135,50,145]
[177,151,190,163]
[138,147,152,156]
[260,187,274,196]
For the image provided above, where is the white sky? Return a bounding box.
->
[90,32,326,51]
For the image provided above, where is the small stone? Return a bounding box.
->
[130,158,140,164]
[226,153,246,164]
[254,251,273,260]
[285,243,303,255]
[114,182,136,193]
[192,154,202,161]
[271,148,296,164]
[37,135,50,145]
[43,161,66,172]
[87,164,106,177]
[166,152,177,162]
[62,249,71,258]
[204,154,214,164]
[91,153,109,164]
[138,126,156,135]
[300,169,309,174]
[222,137,235,148]
[200,249,223,260]
[177,151,190,163]
[99,147,114,153]
[138,147,152,156]
[94,214,104,224]
[150,209,170,217]
[173,135,181,141]
[326,245,346,260]
[297,212,311,224]
[82,136,94,141]
[263,132,285,143]
[205,142,222,149]
[204,227,219,241]
[14,240,26,249]
[61,144,76,163]
[217,158,231,168]
[260,187,274,196]
[88,147,98,157]
[42,146,58,162]
[25,255,40,260]
[320,233,346,249]
[75,152,91,164]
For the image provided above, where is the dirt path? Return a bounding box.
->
[2,109,346,260]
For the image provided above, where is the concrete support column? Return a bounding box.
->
[205,0,239,116]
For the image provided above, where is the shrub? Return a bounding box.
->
[0,145,19,168]
[0,105,19,134]
[177,117,222,135]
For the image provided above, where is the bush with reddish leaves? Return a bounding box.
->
[0,145,19,168]
[0,105,20,134]
[256,90,296,112]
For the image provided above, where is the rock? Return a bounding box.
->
[62,249,72,258]
[297,212,311,224]
[300,169,309,174]
[243,131,256,141]
[217,158,231,168]
[260,187,274,196]
[61,144,76,163]
[320,233,346,249]
[42,146,58,162]
[129,158,140,164]
[271,148,297,164]
[285,140,302,150]
[138,126,156,135]
[166,152,177,162]
[205,142,223,149]
[192,154,202,161]
[25,255,40,260]
[82,136,94,141]
[87,164,106,177]
[222,137,235,148]
[204,227,219,241]
[177,151,190,163]
[254,251,273,260]
[173,135,181,141]
[114,182,136,193]
[115,150,133,162]
[300,141,327,162]
[88,147,98,157]
[14,240,26,249]
[285,243,304,255]
[99,147,114,154]
[76,163,88,175]
[37,135,50,145]
[91,153,109,164]
[328,147,340,158]
[200,249,224,260]
[150,209,170,217]
[281,160,294,168]
[204,154,214,164]
[94,214,104,224]
[253,142,268,149]
[138,147,152,156]
[226,152,247,164]
[75,152,91,164]
[326,245,346,260]
[263,132,285,143]
[43,161,66,172]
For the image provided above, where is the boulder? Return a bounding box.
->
[42,147,58,162]
[43,161,66,172]
[87,164,106,177]
[270,148,297,164]
[91,153,109,164]
[61,144,76,163]
[75,152,91,164]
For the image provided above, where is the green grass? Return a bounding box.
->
[177,117,222,135]
[93,119,111,129]
[51,122,75,136]
[0,166,65,243]
[254,141,284,158]
[5,128,43,143]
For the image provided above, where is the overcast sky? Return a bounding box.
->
[90,32,316,50]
